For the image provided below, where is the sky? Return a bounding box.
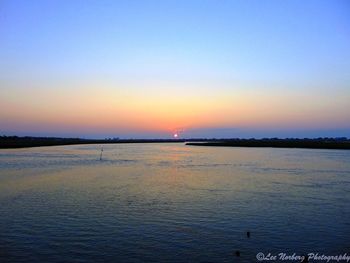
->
[1,0,350,139]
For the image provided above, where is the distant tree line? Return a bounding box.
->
[186,137,350,150]
[0,136,184,149]
[0,135,349,149]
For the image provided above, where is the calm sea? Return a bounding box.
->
[0,143,349,262]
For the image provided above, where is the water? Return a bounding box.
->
[0,143,349,262]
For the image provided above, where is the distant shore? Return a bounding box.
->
[1,136,350,150]
[0,136,185,149]
[186,138,350,150]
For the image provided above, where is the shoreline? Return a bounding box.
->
[1,136,349,150]
[186,139,350,150]
[0,137,185,149]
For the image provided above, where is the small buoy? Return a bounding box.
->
[247,231,250,238]
[235,250,240,257]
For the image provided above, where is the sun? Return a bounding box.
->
[173,133,178,138]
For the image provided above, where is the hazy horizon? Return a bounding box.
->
[1,0,350,139]
[2,127,350,140]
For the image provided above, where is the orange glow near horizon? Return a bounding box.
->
[1,82,350,137]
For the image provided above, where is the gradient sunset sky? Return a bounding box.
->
[1,0,349,138]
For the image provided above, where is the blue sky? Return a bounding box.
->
[1,0,350,138]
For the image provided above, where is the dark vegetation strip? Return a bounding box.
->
[1,136,349,150]
[0,136,185,149]
[186,138,350,150]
